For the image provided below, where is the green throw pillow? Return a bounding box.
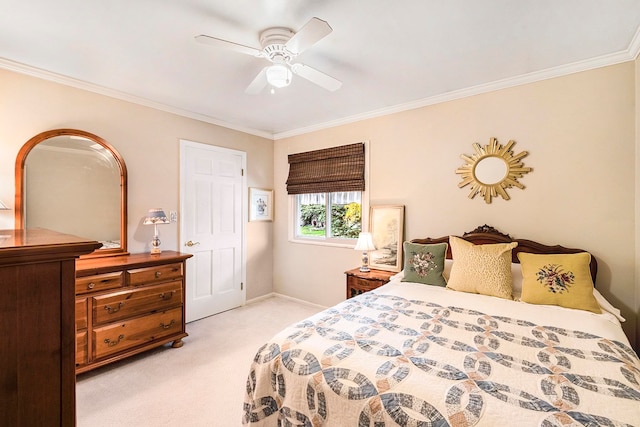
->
[402,242,448,286]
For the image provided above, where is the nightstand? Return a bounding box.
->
[345,267,396,299]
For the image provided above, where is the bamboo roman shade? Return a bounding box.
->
[286,143,365,195]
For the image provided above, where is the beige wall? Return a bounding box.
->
[1,61,637,349]
[274,62,638,349]
[0,68,274,300]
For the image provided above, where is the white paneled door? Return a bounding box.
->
[180,140,246,322]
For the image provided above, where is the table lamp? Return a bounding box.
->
[354,232,376,272]
[143,208,170,254]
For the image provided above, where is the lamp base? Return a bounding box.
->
[150,233,161,254]
[359,251,370,272]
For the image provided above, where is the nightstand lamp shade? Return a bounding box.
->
[143,208,170,254]
[354,232,376,272]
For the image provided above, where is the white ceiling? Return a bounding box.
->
[1,1,639,139]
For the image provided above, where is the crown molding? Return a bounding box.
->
[628,24,640,60]
[0,57,274,140]
[1,39,637,143]
[273,47,638,140]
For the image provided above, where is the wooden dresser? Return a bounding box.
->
[75,251,192,374]
[0,229,101,427]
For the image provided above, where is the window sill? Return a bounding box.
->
[288,237,356,249]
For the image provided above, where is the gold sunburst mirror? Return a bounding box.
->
[455,138,532,204]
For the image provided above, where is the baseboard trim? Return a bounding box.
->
[245,292,328,310]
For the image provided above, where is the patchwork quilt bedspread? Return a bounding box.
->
[243,281,640,426]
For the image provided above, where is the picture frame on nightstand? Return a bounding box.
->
[369,205,404,272]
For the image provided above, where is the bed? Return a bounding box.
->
[243,225,640,426]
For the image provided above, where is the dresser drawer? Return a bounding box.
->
[347,275,385,291]
[127,263,183,286]
[345,268,395,299]
[76,298,87,330]
[92,280,183,325]
[76,271,123,295]
[76,331,87,366]
[93,307,183,359]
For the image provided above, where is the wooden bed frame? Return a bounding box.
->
[411,224,598,283]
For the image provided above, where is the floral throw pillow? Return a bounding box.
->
[518,252,600,313]
[401,242,448,287]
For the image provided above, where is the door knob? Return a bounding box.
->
[185,240,200,247]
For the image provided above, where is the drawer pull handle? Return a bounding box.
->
[104,302,125,314]
[88,282,96,289]
[155,271,162,278]
[159,291,175,300]
[104,334,125,347]
[160,320,176,330]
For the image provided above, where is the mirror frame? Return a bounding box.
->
[455,137,532,204]
[15,129,128,257]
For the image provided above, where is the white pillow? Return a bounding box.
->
[443,259,453,280]
[511,262,523,299]
[389,271,404,281]
[593,289,625,321]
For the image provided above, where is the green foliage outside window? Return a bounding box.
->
[299,204,326,227]
[331,202,361,238]
[300,202,361,238]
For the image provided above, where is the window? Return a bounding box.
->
[295,192,362,242]
[286,142,366,246]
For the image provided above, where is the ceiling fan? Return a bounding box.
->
[195,17,342,94]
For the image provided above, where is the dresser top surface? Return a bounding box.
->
[0,228,100,249]
[345,267,396,281]
[76,250,192,275]
[0,228,101,263]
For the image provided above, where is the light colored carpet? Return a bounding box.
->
[76,295,323,427]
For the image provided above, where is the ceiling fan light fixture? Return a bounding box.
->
[266,64,292,88]
[197,17,341,94]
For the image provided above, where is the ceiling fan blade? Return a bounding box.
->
[245,67,269,94]
[285,17,332,55]
[195,34,262,57]
[291,63,342,92]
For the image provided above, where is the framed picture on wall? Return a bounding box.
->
[249,188,273,221]
[369,205,404,272]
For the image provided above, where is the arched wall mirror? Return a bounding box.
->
[15,129,128,257]
[455,137,532,204]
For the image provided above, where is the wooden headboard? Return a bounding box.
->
[411,224,598,283]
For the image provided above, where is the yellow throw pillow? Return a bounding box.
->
[518,252,600,313]
[447,236,517,299]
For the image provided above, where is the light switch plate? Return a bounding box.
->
[170,211,178,222]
